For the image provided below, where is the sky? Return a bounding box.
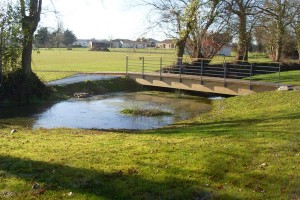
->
[40,0,165,41]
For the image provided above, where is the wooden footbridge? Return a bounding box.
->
[125,56,282,96]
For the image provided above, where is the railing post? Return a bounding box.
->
[142,57,145,79]
[160,57,162,81]
[278,63,281,88]
[126,56,128,76]
[249,63,253,90]
[200,59,203,85]
[224,60,227,87]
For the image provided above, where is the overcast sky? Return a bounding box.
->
[40,0,164,41]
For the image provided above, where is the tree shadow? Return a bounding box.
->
[152,111,300,136]
[0,155,232,199]
[202,148,300,199]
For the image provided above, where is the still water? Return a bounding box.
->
[0,92,211,130]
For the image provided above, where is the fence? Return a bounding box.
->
[126,56,281,88]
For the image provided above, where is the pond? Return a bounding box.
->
[0,92,212,130]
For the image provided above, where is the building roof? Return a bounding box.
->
[159,39,176,44]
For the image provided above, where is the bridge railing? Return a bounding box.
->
[126,56,281,88]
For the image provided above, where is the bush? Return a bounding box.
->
[89,47,110,52]
[0,69,51,104]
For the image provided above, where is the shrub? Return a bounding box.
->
[0,69,51,104]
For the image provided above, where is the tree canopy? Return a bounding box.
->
[143,0,300,62]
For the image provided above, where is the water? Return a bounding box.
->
[48,74,121,86]
[0,92,211,130]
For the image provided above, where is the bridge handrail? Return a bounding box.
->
[126,56,282,89]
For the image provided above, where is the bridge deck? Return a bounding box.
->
[127,72,283,96]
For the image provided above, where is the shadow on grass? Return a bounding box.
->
[150,111,300,136]
[0,155,241,199]
[202,148,300,199]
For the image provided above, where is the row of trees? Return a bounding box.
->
[35,25,77,48]
[143,0,300,62]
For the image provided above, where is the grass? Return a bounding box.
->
[121,106,173,117]
[32,48,299,89]
[209,52,274,64]
[50,77,142,100]
[32,49,126,72]
[36,71,77,82]
[32,48,175,74]
[0,89,299,199]
[250,70,300,86]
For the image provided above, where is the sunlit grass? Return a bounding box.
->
[35,71,77,82]
[32,48,175,73]
[121,106,173,117]
[32,49,284,82]
[249,70,300,86]
[0,90,299,199]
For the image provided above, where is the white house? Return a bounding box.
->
[156,39,176,49]
[73,39,90,47]
[111,39,147,48]
[218,45,232,57]
[88,39,110,49]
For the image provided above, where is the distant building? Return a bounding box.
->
[156,39,176,49]
[89,40,110,49]
[111,39,147,48]
[73,39,89,47]
[146,38,160,47]
[218,45,232,57]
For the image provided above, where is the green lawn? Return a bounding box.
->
[32,49,126,72]
[251,70,300,86]
[32,48,175,72]
[0,83,299,199]
[34,49,298,84]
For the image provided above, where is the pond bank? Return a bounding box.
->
[0,90,299,199]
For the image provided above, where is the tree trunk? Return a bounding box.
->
[0,28,3,84]
[20,0,42,76]
[297,41,300,63]
[236,15,248,61]
[275,37,283,62]
[275,25,285,62]
[21,35,34,75]
[0,45,2,85]
[176,39,187,58]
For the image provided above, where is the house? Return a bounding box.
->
[156,39,176,49]
[89,40,110,49]
[136,38,160,47]
[218,45,232,56]
[111,39,147,48]
[146,38,160,47]
[111,39,122,48]
[73,39,90,47]
[201,38,232,57]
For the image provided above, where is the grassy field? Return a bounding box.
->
[250,70,300,86]
[32,48,175,73]
[0,76,299,199]
[32,48,300,85]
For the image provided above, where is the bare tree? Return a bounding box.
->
[223,0,262,61]
[20,0,43,75]
[186,0,232,60]
[142,0,199,58]
[259,0,300,62]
